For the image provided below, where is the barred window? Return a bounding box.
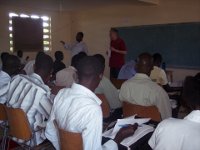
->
[9,12,51,52]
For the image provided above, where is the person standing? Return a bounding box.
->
[60,32,88,57]
[109,28,127,79]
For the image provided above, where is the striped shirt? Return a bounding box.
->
[7,73,53,146]
[0,70,11,104]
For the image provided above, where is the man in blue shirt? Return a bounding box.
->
[118,60,136,80]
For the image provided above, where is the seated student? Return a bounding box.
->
[119,53,171,119]
[150,53,181,92]
[55,52,86,88]
[45,56,138,150]
[0,52,9,70]
[52,51,66,76]
[0,55,20,104]
[23,52,45,75]
[94,54,122,112]
[6,53,53,146]
[149,74,200,150]
[118,60,136,80]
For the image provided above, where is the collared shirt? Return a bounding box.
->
[149,110,200,150]
[23,60,35,75]
[64,41,88,57]
[118,60,136,80]
[119,73,172,119]
[0,70,11,104]
[45,83,118,150]
[95,76,122,109]
[150,66,168,85]
[55,66,78,87]
[109,38,127,68]
[7,73,53,146]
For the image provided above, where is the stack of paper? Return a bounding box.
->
[103,116,154,148]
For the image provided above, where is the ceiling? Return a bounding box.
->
[0,0,158,11]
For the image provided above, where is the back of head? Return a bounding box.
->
[183,75,200,110]
[76,56,104,91]
[17,50,23,58]
[93,54,105,72]
[136,52,153,76]
[2,55,20,76]
[34,53,53,83]
[153,53,162,66]
[55,51,64,61]
[71,52,87,68]
[1,52,9,65]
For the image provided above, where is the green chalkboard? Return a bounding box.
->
[117,22,200,69]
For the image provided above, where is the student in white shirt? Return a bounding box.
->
[60,32,88,57]
[0,55,20,104]
[7,53,54,146]
[119,53,172,119]
[150,53,181,92]
[149,74,200,150]
[45,56,138,150]
[94,54,122,119]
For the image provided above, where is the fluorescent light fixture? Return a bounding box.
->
[20,14,29,18]
[31,15,39,19]
[41,16,49,21]
[9,13,18,17]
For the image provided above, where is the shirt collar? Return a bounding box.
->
[71,83,102,105]
[184,110,200,123]
[134,73,151,80]
[0,70,11,79]
[30,73,45,85]
[68,66,77,72]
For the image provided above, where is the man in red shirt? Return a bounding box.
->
[109,28,127,78]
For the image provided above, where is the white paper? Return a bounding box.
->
[102,116,151,139]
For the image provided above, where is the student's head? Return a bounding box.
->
[93,54,105,73]
[55,51,64,61]
[110,28,119,41]
[2,55,21,77]
[76,56,104,92]
[182,74,200,110]
[1,52,9,65]
[17,50,23,58]
[34,53,53,84]
[135,52,153,76]
[153,53,162,67]
[76,32,84,42]
[71,52,87,69]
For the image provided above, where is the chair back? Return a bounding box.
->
[0,104,7,121]
[56,123,83,150]
[96,94,110,118]
[6,107,32,141]
[122,102,161,121]
[110,78,126,89]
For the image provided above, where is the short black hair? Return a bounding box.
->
[110,28,119,34]
[76,56,104,80]
[1,52,9,64]
[71,52,87,68]
[2,55,20,76]
[17,50,23,58]
[55,51,64,61]
[153,53,162,64]
[77,32,84,37]
[182,75,200,110]
[93,54,105,72]
[35,53,53,77]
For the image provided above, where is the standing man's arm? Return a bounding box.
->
[111,40,127,55]
[60,41,72,51]
[82,43,89,54]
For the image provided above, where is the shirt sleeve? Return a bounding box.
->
[159,70,168,85]
[82,43,88,54]
[64,43,72,50]
[82,104,118,150]
[119,39,127,51]
[153,87,172,119]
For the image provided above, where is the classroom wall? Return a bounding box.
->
[70,0,200,81]
[0,5,72,65]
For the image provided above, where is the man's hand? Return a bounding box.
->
[111,47,117,52]
[60,40,65,45]
[114,123,138,144]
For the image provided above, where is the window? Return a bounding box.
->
[9,12,51,52]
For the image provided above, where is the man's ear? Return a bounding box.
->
[99,73,103,80]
